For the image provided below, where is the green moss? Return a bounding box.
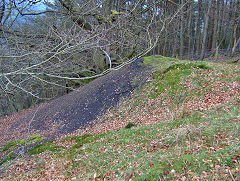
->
[61,133,108,158]
[71,17,92,31]
[27,133,108,156]
[29,134,41,140]
[72,17,84,25]
[61,134,93,143]
[143,56,161,65]
[1,134,48,158]
[110,10,119,16]
[160,56,179,61]
[150,63,212,98]
[125,46,136,59]
[80,71,96,85]
[150,69,186,98]
[143,55,179,65]
[96,15,106,23]
[83,22,92,31]
[108,10,119,21]
[0,152,16,166]
[1,134,48,154]
[29,137,47,144]
[235,75,240,81]
[116,46,136,63]
[1,140,25,152]
[28,141,64,155]
[71,71,97,86]
[95,10,119,24]
[163,63,211,73]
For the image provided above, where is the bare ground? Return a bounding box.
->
[0,58,151,146]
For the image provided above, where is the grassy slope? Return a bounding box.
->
[1,55,240,180]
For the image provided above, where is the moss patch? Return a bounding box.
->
[28,141,64,155]
[163,63,211,73]
[0,152,16,166]
[1,134,47,165]
[1,140,25,152]
[149,63,211,98]
[28,134,41,140]
[143,55,179,65]
[61,133,107,158]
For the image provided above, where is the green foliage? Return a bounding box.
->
[135,161,170,180]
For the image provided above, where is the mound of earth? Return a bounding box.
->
[0,58,151,145]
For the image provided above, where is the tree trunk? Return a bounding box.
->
[200,0,212,60]
[227,0,234,55]
[0,0,5,26]
[187,2,193,58]
[232,37,240,54]
[195,0,202,56]
[208,0,215,53]
[229,0,239,55]
[179,0,185,59]
[172,16,180,58]
[211,0,220,52]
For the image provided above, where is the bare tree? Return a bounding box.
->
[200,0,212,60]
[0,0,164,117]
[1,0,239,117]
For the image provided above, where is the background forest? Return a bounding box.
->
[0,0,239,117]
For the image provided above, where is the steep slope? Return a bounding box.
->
[0,56,239,180]
[0,58,151,146]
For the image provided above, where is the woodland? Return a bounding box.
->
[0,0,240,117]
